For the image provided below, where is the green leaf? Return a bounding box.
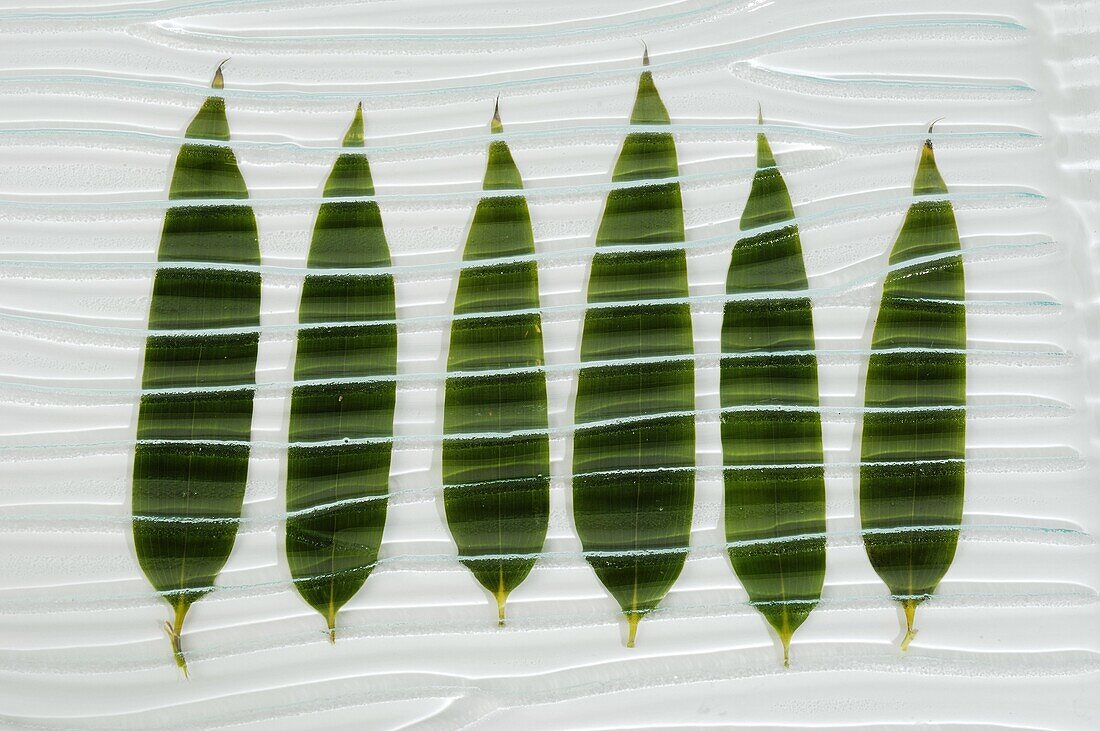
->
[720,111,827,667]
[573,52,695,647]
[859,126,966,649]
[442,101,550,624]
[285,103,396,642]
[132,62,260,676]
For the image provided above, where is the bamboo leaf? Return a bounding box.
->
[442,100,550,624]
[285,103,396,642]
[859,124,965,649]
[132,62,260,676]
[572,50,695,647]
[720,110,827,667]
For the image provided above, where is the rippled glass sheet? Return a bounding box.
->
[0,0,1096,729]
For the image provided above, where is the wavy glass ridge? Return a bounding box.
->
[0,0,1095,728]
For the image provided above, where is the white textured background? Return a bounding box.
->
[0,0,1098,728]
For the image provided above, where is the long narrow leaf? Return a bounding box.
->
[573,50,695,647]
[285,104,396,642]
[132,63,261,676]
[442,102,550,624]
[721,110,827,667]
[859,125,966,649]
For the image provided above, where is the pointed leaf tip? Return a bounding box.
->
[925,116,945,150]
[491,95,503,134]
[641,41,650,66]
[342,102,365,147]
[211,58,228,90]
[755,126,777,170]
[913,129,948,195]
[628,50,670,126]
[753,103,776,167]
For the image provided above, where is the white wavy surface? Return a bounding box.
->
[0,0,1098,728]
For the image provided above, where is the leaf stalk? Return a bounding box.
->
[626,612,641,648]
[163,601,190,678]
[900,598,919,650]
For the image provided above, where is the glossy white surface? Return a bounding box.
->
[0,0,1097,728]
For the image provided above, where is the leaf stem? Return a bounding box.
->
[626,611,641,648]
[900,598,919,650]
[327,601,337,645]
[495,587,508,627]
[163,601,190,678]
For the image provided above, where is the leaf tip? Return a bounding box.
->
[757,102,763,126]
[491,95,503,135]
[913,126,947,195]
[211,58,229,90]
[923,117,945,158]
[628,44,669,126]
[343,102,365,147]
[780,631,792,668]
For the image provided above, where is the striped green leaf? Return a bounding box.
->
[859,127,966,649]
[132,63,260,676]
[720,112,826,666]
[573,51,695,646]
[286,104,396,642]
[442,102,550,624]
